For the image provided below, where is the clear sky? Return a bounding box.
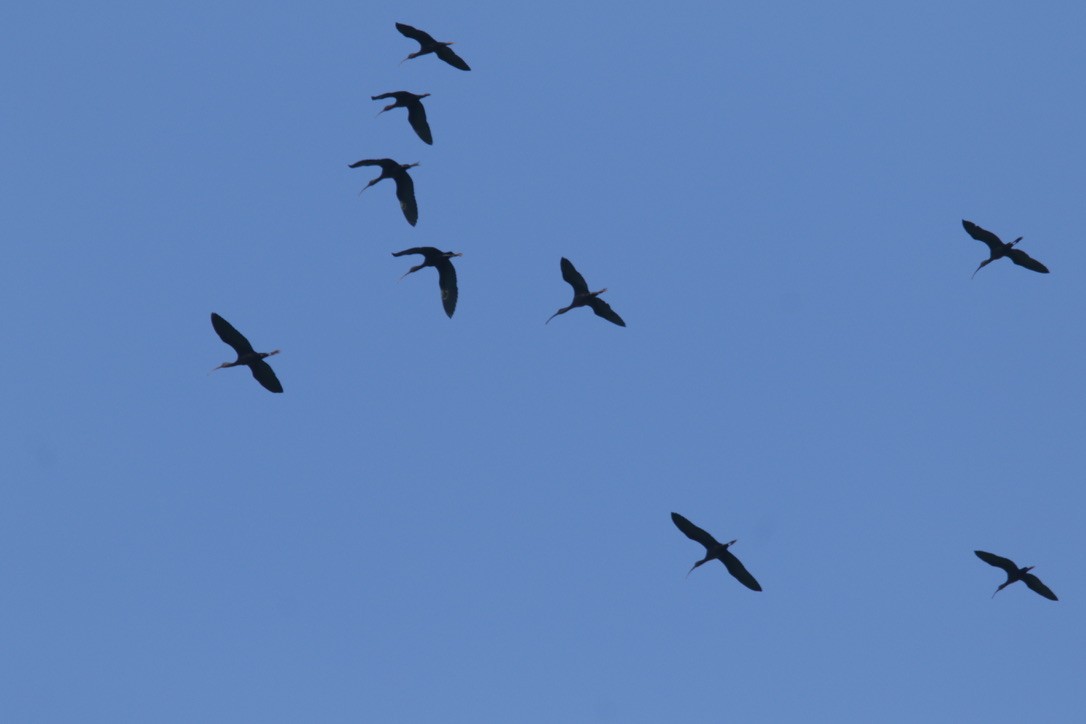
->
[2,2,1084,721]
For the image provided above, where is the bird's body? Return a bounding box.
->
[671,512,761,591]
[392,246,462,318]
[210,313,282,393]
[396,22,471,71]
[962,220,1049,277]
[372,91,433,145]
[974,550,1057,601]
[547,257,625,326]
[349,158,419,226]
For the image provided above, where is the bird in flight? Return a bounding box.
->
[961,220,1049,277]
[396,22,471,71]
[974,550,1057,601]
[349,158,419,226]
[671,512,762,591]
[372,91,433,145]
[547,257,625,327]
[210,313,282,393]
[392,247,462,318]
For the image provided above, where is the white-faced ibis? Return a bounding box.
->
[671,513,762,591]
[962,220,1049,277]
[349,158,418,226]
[547,257,626,327]
[396,22,471,71]
[372,91,432,145]
[210,313,282,393]
[392,247,461,318]
[975,550,1057,601]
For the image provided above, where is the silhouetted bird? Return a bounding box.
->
[671,512,761,591]
[372,91,433,145]
[396,22,471,71]
[392,247,462,318]
[975,550,1057,601]
[349,158,419,226]
[547,257,625,327]
[210,313,282,393]
[962,220,1049,277]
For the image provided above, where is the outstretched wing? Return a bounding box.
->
[395,23,436,46]
[721,549,762,592]
[211,313,255,356]
[1022,573,1058,601]
[588,296,625,327]
[393,171,418,226]
[1006,248,1049,274]
[962,220,1004,254]
[392,247,440,259]
[671,512,720,549]
[435,44,471,71]
[560,257,589,295]
[249,359,283,393]
[975,550,1018,575]
[407,100,433,144]
[436,258,458,318]
[348,158,396,172]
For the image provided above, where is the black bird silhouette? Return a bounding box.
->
[671,512,761,591]
[975,550,1057,601]
[210,313,282,393]
[547,257,625,327]
[396,22,471,71]
[962,220,1049,277]
[392,247,462,318]
[349,158,419,226]
[372,91,433,145]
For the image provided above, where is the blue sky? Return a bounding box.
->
[2,2,1084,721]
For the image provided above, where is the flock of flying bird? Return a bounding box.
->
[209,21,1058,603]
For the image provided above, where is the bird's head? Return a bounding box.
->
[1010,236,1024,247]
[402,162,420,170]
[419,93,431,99]
[447,251,463,259]
[1023,565,1035,573]
[725,539,737,548]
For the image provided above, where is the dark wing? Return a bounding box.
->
[975,550,1019,575]
[435,258,458,318]
[587,296,626,327]
[434,44,471,71]
[393,170,418,226]
[1006,248,1049,273]
[962,220,1004,254]
[396,23,437,46]
[211,313,255,356]
[348,158,395,171]
[671,512,720,549]
[560,257,589,294]
[248,359,283,393]
[721,549,762,592]
[1022,573,1058,601]
[406,99,433,144]
[392,247,440,259]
